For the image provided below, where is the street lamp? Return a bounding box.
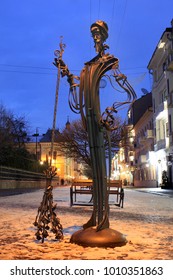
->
[32,127,39,160]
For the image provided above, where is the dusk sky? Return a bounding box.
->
[0,0,173,136]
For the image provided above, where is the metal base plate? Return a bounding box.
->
[70,226,127,248]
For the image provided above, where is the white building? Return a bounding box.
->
[147,19,173,187]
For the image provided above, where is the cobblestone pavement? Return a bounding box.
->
[127,187,173,198]
[0,186,173,260]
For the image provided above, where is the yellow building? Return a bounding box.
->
[26,128,84,184]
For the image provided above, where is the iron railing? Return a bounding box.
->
[0,165,46,181]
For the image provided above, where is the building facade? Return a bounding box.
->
[26,128,85,184]
[148,20,173,188]
[113,20,173,188]
[132,99,156,187]
[115,93,156,187]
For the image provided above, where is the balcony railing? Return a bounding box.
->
[138,155,147,164]
[167,93,173,107]
[169,132,173,144]
[154,139,166,151]
[145,129,154,138]
[167,50,173,71]
[138,137,145,145]
[155,102,164,116]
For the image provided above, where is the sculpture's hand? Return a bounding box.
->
[53,58,80,87]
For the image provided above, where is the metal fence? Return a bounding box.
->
[0,165,46,181]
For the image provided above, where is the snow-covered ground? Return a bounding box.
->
[0,186,173,260]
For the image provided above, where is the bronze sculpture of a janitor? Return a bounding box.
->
[54,20,136,247]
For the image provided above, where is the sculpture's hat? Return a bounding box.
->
[90,20,108,41]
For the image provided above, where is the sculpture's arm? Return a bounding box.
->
[53,57,80,89]
[99,67,136,132]
[53,57,82,114]
[113,69,136,101]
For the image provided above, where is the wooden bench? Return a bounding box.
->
[70,179,124,208]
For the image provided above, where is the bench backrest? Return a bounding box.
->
[107,180,122,188]
[72,179,92,187]
[72,179,122,188]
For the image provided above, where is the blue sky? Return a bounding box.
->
[0,0,173,135]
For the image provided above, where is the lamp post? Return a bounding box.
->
[32,127,39,160]
[54,21,136,247]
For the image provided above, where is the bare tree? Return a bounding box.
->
[0,103,37,170]
[0,104,28,147]
[59,119,91,167]
[59,117,124,170]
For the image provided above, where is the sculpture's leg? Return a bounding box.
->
[83,110,98,228]
[83,106,109,230]
[94,126,110,231]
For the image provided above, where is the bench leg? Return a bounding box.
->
[114,189,124,208]
[70,187,73,207]
[89,194,93,203]
[74,186,77,202]
[120,190,124,208]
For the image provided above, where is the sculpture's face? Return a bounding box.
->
[91,26,104,53]
[91,26,102,44]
